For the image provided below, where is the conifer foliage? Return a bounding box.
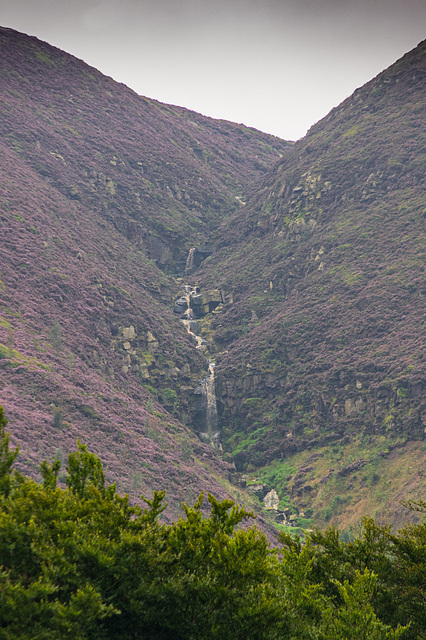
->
[0,406,423,639]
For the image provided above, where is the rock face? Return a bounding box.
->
[246,483,270,499]
[263,489,279,510]
[185,245,213,274]
[336,459,367,478]
[174,297,189,315]
[174,288,227,318]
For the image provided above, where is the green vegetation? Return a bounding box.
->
[51,403,64,429]
[48,320,62,354]
[33,46,57,67]
[0,406,424,639]
[161,387,178,406]
[0,342,51,371]
[78,404,101,420]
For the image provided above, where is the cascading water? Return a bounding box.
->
[185,247,196,274]
[180,284,204,349]
[176,283,220,445]
[200,361,218,438]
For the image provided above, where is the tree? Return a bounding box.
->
[0,404,423,640]
[321,569,408,640]
[118,492,285,640]
[40,458,61,490]
[65,440,107,499]
[308,517,425,640]
[389,517,426,640]
[278,534,325,639]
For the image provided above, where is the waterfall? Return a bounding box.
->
[176,284,220,445]
[185,248,196,274]
[180,284,204,349]
[201,361,218,437]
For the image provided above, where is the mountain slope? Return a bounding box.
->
[1,27,424,531]
[197,40,426,529]
[0,27,289,518]
[0,27,290,272]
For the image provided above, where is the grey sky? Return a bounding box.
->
[1,0,425,140]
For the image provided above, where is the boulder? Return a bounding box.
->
[179,363,191,377]
[122,326,136,340]
[190,294,204,311]
[174,297,188,315]
[105,178,115,195]
[201,289,224,314]
[246,483,270,500]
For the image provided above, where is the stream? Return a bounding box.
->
[175,282,220,445]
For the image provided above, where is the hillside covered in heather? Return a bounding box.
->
[0,26,424,532]
[0,26,289,518]
[197,40,425,529]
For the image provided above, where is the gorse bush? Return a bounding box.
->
[0,405,423,639]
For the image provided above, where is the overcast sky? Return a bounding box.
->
[1,0,425,140]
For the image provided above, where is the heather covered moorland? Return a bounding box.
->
[0,27,290,271]
[0,25,425,534]
[197,40,426,529]
[0,26,288,517]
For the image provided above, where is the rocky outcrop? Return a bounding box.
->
[336,459,367,477]
[263,489,279,510]
[246,483,271,500]
[174,288,227,318]
[185,244,213,274]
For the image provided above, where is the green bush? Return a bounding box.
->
[0,404,423,640]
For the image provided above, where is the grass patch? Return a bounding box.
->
[0,342,51,370]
